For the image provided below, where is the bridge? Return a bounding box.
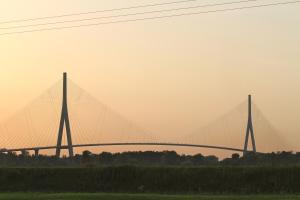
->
[0,73,285,158]
[0,142,253,157]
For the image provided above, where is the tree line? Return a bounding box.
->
[0,150,300,167]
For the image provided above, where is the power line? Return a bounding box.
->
[0,0,299,36]
[0,0,200,24]
[0,0,264,30]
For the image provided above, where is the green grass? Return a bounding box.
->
[0,193,299,200]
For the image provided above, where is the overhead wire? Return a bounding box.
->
[0,0,200,24]
[0,0,299,36]
[0,0,265,30]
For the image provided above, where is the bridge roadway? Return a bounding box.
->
[0,142,254,154]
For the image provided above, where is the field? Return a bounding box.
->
[0,193,299,200]
[0,167,299,193]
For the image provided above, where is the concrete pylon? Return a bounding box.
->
[243,94,256,156]
[56,72,74,158]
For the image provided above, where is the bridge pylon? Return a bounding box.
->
[56,72,74,158]
[243,94,256,156]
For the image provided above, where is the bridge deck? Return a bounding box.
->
[0,142,253,153]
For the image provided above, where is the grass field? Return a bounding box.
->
[0,193,299,200]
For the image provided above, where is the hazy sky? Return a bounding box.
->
[0,0,300,155]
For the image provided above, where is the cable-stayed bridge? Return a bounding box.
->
[0,73,290,157]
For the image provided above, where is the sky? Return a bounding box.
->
[0,0,300,157]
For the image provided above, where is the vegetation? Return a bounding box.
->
[0,193,299,200]
[1,150,300,167]
[1,151,299,194]
[0,166,299,193]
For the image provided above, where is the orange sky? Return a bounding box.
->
[0,0,300,157]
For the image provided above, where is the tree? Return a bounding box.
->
[232,153,240,160]
[82,150,92,163]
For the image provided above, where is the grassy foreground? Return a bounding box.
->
[0,193,299,200]
[1,167,300,193]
